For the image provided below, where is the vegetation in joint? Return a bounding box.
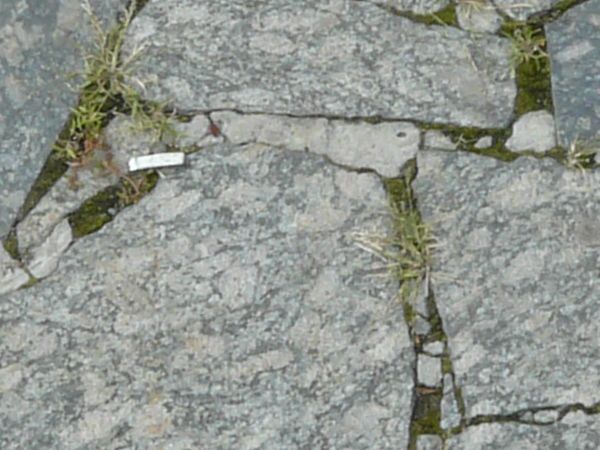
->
[2,230,21,261]
[387,2,458,27]
[68,171,158,238]
[408,389,445,449]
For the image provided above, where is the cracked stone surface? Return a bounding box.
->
[447,412,600,449]
[0,0,121,239]
[547,0,600,146]
[414,150,600,417]
[206,111,419,177]
[125,0,515,128]
[0,146,413,449]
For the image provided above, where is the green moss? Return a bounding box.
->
[16,149,69,223]
[393,3,458,27]
[68,186,121,238]
[410,390,444,439]
[441,356,453,374]
[403,300,417,325]
[2,230,21,261]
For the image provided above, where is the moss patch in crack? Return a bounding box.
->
[392,3,458,27]
[2,229,21,261]
[409,389,444,449]
[500,21,553,117]
[68,171,158,238]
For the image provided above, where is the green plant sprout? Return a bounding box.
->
[54,0,176,162]
[353,173,437,309]
[505,27,548,70]
[564,137,598,171]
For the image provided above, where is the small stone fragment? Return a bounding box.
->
[27,219,72,279]
[441,374,461,429]
[506,110,556,153]
[418,354,442,387]
[423,341,445,356]
[128,153,186,172]
[417,434,444,450]
[474,136,493,148]
[0,246,29,295]
[414,316,432,336]
[533,409,559,423]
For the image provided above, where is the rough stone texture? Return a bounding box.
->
[423,130,456,151]
[505,110,556,153]
[27,219,72,279]
[441,374,462,429]
[446,413,600,449]
[495,0,560,20]
[0,0,122,239]
[474,136,492,149]
[417,434,444,450]
[547,0,600,146]
[209,111,419,177]
[172,115,223,149]
[415,150,600,416]
[126,0,515,128]
[456,2,502,34]
[423,341,445,356]
[418,354,442,387]
[371,0,451,15]
[0,246,29,295]
[0,145,414,449]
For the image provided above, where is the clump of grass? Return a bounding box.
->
[456,0,491,19]
[505,26,548,70]
[353,162,437,307]
[564,137,598,171]
[55,0,176,162]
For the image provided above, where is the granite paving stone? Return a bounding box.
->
[0,145,414,449]
[124,0,516,128]
[446,412,600,449]
[547,0,600,145]
[414,149,600,417]
[0,0,122,239]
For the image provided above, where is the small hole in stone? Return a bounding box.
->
[397,131,407,138]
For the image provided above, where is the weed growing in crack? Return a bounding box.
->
[456,0,492,19]
[505,26,548,70]
[564,137,598,171]
[55,0,176,164]
[353,161,437,311]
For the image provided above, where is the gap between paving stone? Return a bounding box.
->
[392,155,600,448]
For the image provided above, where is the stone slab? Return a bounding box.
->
[209,111,419,177]
[0,0,122,239]
[0,144,414,449]
[547,0,600,145]
[125,0,515,128]
[447,412,600,449]
[495,0,561,20]
[414,150,600,416]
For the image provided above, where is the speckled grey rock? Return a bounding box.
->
[27,219,72,279]
[547,0,600,145]
[494,0,560,20]
[423,341,445,356]
[0,0,122,239]
[456,2,502,34]
[446,412,600,449]
[474,136,493,149]
[0,246,29,295]
[371,0,451,15]
[125,0,515,128]
[441,374,462,429]
[209,111,419,177]
[424,130,456,151]
[415,150,600,417]
[0,145,414,449]
[417,434,443,450]
[505,110,556,153]
[418,354,442,387]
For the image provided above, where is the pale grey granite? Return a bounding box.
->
[0,144,414,449]
[447,412,600,449]
[505,110,556,153]
[547,0,600,145]
[0,0,122,239]
[125,0,515,128]
[415,150,600,417]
